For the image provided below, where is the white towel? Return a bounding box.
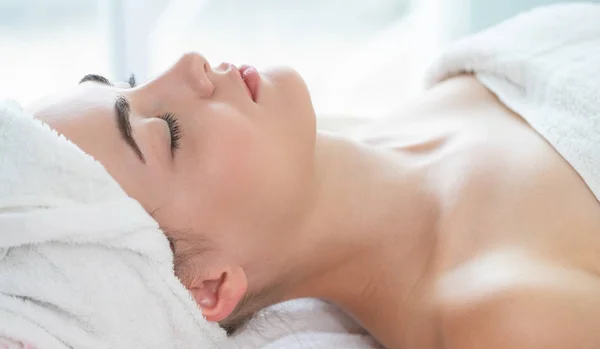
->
[0,100,226,348]
[225,299,381,349]
[426,2,600,202]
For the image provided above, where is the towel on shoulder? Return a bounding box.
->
[426,2,600,202]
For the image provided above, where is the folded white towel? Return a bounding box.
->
[0,101,225,348]
[426,2,600,202]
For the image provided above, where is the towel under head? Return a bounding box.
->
[0,100,225,348]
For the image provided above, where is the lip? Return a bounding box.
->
[238,65,261,102]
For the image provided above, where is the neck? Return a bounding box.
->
[275,131,440,320]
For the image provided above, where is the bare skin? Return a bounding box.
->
[277,74,600,348]
[30,53,600,348]
[308,75,600,348]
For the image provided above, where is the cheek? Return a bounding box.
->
[192,111,264,209]
[182,96,316,231]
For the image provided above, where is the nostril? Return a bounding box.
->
[193,62,215,98]
[216,62,231,72]
[176,52,215,97]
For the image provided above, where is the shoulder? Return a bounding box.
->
[435,251,600,349]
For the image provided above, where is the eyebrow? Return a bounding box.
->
[79,74,112,85]
[79,74,145,163]
[79,73,137,88]
[115,95,146,164]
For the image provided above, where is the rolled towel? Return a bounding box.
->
[0,100,225,348]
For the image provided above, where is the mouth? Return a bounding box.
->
[239,65,261,102]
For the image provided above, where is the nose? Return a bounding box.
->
[215,62,236,72]
[170,52,215,98]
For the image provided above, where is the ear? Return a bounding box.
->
[189,265,248,322]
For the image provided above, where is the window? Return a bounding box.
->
[0,0,458,117]
[4,0,596,118]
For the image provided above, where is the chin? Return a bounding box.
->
[262,66,308,94]
[262,65,302,79]
[263,65,314,114]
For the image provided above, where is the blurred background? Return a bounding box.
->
[0,0,596,122]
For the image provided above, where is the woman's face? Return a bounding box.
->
[29,52,317,319]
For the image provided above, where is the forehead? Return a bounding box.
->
[28,83,127,164]
[29,82,162,203]
[28,83,119,123]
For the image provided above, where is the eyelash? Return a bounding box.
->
[128,74,136,88]
[159,112,182,153]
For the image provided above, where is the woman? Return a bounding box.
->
[27,4,600,348]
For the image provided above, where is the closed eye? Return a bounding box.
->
[159,112,182,155]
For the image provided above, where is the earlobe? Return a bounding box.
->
[189,265,248,322]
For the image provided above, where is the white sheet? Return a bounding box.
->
[225,299,382,349]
